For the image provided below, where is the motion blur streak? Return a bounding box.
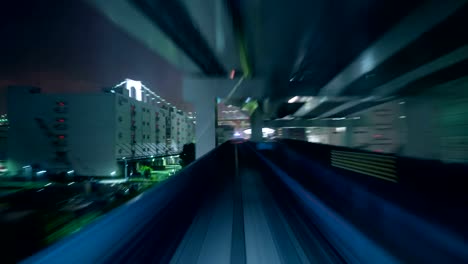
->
[23,141,468,263]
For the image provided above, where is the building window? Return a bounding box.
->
[54,106,68,113]
[53,124,68,130]
[130,87,137,99]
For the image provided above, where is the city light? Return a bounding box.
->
[288,96,299,103]
[263,128,275,135]
[288,96,314,103]
[125,79,143,101]
[230,69,236,79]
[243,128,275,135]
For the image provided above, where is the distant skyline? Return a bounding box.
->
[0,0,188,113]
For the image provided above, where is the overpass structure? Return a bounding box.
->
[84,0,468,162]
[23,1,468,263]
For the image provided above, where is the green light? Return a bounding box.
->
[242,100,258,115]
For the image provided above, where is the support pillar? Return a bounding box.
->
[250,107,264,142]
[402,96,439,159]
[193,99,217,158]
[183,77,266,158]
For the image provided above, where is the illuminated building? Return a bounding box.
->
[6,80,195,177]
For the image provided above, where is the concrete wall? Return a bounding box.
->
[67,94,116,176]
[351,100,406,153]
[401,97,439,159]
[7,87,117,176]
[115,94,132,158]
[157,107,168,150]
[8,87,62,174]
[183,77,265,157]
[402,76,468,162]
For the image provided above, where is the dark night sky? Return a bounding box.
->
[0,0,188,113]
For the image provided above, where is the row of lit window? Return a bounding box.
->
[119,116,167,124]
[119,147,168,154]
[54,101,68,145]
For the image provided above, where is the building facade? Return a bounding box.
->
[7,80,195,177]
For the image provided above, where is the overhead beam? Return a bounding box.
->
[226,0,252,77]
[181,0,241,73]
[86,0,200,73]
[315,45,468,118]
[316,97,377,118]
[131,0,226,75]
[86,0,227,75]
[264,119,358,128]
[374,45,468,96]
[293,0,467,117]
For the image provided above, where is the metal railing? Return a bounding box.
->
[331,150,397,182]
